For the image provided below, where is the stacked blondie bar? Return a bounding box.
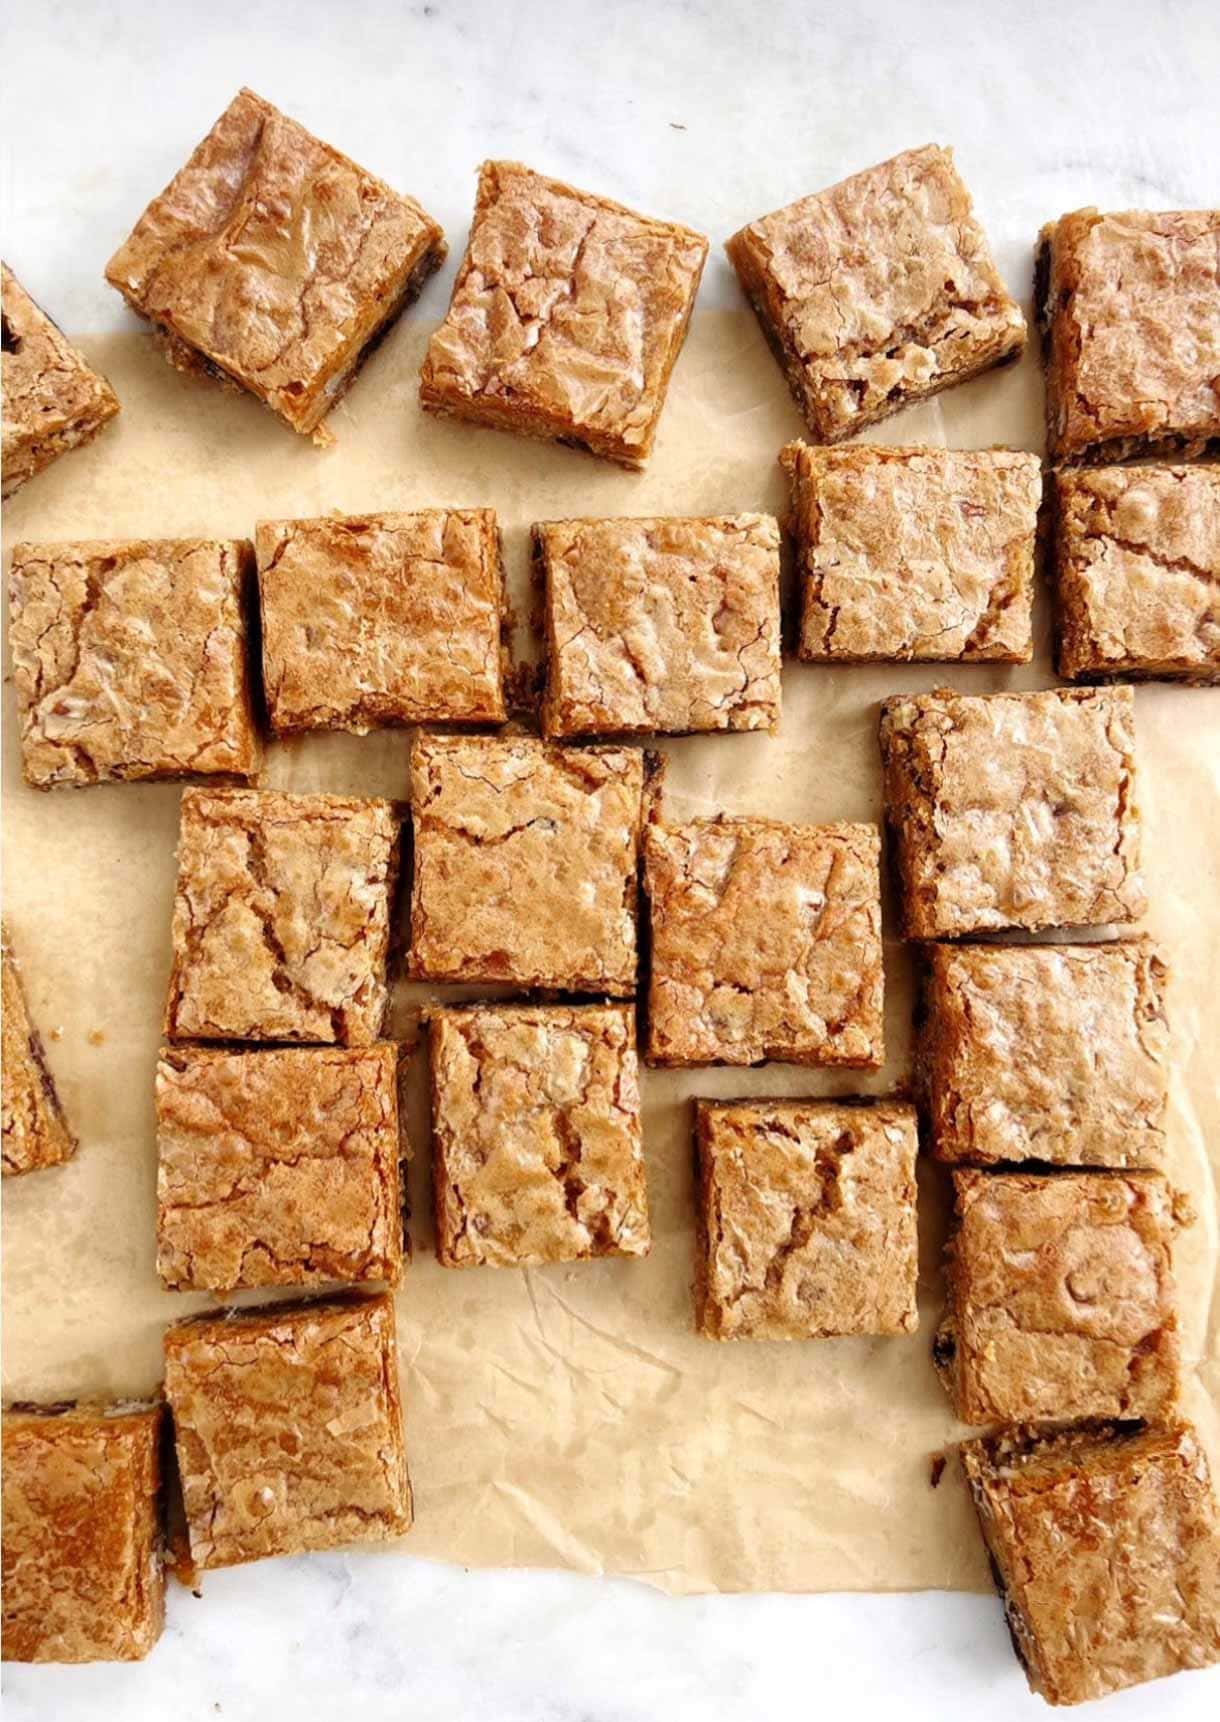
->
[3,89,1218,1703]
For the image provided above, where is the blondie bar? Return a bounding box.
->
[2,924,76,1177]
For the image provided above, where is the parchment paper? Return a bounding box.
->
[3,313,1217,1595]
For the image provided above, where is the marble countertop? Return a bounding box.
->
[3,1,1219,1717]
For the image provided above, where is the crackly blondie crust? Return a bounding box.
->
[1038,208,1220,465]
[8,538,260,788]
[163,1293,410,1571]
[535,514,781,737]
[782,443,1040,662]
[880,686,1145,938]
[105,89,445,440]
[921,940,1169,1169]
[428,1004,649,1268]
[2,924,75,1177]
[408,733,657,993]
[695,1100,918,1339]
[1,264,119,499]
[937,1169,1182,1425]
[1053,466,1220,682]
[645,818,884,1067]
[2,1403,164,1663]
[726,145,1025,444]
[420,161,707,469]
[257,509,507,734]
[165,788,399,1045]
[962,1421,1220,1705]
[156,1044,404,1292]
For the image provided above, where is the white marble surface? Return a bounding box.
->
[3,1,1219,1717]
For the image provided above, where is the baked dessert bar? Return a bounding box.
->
[257,509,507,734]
[419,161,707,468]
[726,145,1025,443]
[962,1421,1220,1704]
[921,940,1169,1168]
[2,1403,164,1662]
[2,924,76,1177]
[156,1043,404,1292]
[880,686,1145,938]
[164,1293,411,1571]
[782,443,1041,662]
[8,537,260,788]
[645,817,884,1067]
[104,89,445,441]
[937,1169,1181,1425]
[534,514,781,737]
[408,733,657,994]
[428,1004,649,1268]
[165,788,399,1045]
[695,1099,918,1339]
[1053,465,1220,682]
[1038,208,1220,464]
[2,264,119,499]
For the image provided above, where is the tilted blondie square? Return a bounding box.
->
[921,940,1169,1169]
[156,1043,404,1292]
[419,161,707,469]
[2,264,119,499]
[1038,208,1220,464]
[165,788,399,1045]
[429,1004,649,1268]
[2,1403,164,1663]
[257,509,507,734]
[645,817,884,1067]
[105,89,445,441]
[937,1169,1182,1425]
[726,145,1025,444]
[782,443,1041,662]
[880,686,1145,938]
[8,538,260,788]
[962,1422,1220,1705]
[408,733,657,994]
[1053,466,1220,683]
[535,514,782,737]
[1,924,76,1177]
[163,1293,411,1571]
[695,1100,918,1339]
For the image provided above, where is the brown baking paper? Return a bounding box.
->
[3,314,1218,1595]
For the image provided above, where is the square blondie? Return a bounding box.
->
[163,1293,411,1571]
[257,509,507,734]
[880,686,1146,938]
[726,145,1025,443]
[165,788,399,1045]
[156,1044,404,1292]
[937,1169,1181,1425]
[105,89,445,440]
[2,924,75,1177]
[408,733,657,994]
[8,538,260,788]
[535,514,782,737]
[695,1100,918,1339]
[782,444,1040,662]
[419,161,707,468]
[1038,208,1220,464]
[2,264,119,498]
[2,1403,164,1663]
[1053,466,1220,682]
[428,1004,649,1268]
[921,940,1169,1169]
[645,818,884,1067]
[962,1422,1220,1705]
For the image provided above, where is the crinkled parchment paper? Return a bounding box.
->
[3,313,1217,1594]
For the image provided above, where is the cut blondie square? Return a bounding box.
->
[695,1099,918,1339]
[428,1004,649,1268]
[2,923,76,1177]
